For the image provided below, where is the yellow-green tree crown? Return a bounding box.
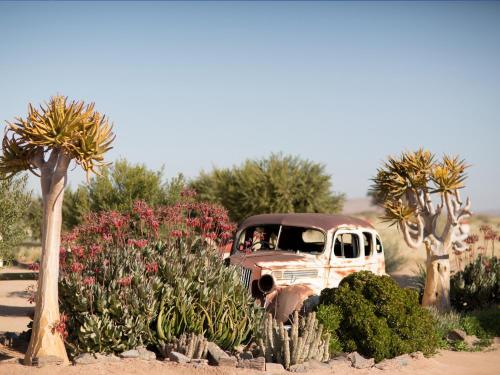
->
[370,148,468,226]
[0,96,115,178]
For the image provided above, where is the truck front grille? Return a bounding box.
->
[239,267,252,289]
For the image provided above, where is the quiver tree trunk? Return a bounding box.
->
[422,252,451,312]
[25,151,70,365]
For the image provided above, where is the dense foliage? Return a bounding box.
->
[428,305,500,350]
[450,256,499,311]
[63,159,185,229]
[155,245,261,349]
[58,195,261,355]
[0,174,31,261]
[191,153,344,223]
[317,271,438,362]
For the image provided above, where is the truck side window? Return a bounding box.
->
[363,232,373,256]
[376,236,383,253]
[334,233,360,258]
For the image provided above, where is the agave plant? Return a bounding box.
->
[0,96,114,365]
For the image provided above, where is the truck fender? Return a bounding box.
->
[265,284,317,322]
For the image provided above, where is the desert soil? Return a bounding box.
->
[1,346,499,375]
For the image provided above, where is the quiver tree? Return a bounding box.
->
[0,96,114,364]
[370,149,471,312]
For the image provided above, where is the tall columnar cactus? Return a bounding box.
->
[0,96,114,364]
[258,311,329,369]
[370,149,471,312]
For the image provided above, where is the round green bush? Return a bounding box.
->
[317,271,438,362]
[450,256,499,311]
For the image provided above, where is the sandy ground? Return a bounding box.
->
[0,346,499,375]
[0,267,35,333]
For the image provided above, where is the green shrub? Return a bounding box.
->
[450,256,499,311]
[427,305,499,351]
[318,271,438,362]
[460,305,500,339]
[425,307,461,348]
[315,304,343,354]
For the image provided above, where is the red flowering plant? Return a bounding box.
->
[56,190,258,356]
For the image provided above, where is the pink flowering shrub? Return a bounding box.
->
[57,193,258,355]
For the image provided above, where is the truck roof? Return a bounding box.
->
[238,213,374,232]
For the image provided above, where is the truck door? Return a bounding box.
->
[328,230,365,287]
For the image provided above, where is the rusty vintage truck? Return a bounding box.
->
[229,213,386,321]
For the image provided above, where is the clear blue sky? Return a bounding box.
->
[1,1,499,211]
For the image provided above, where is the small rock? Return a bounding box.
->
[347,352,374,369]
[375,359,397,370]
[119,349,140,359]
[137,347,156,361]
[73,353,98,365]
[237,356,265,371]
[32,355,64,367]
[95,353,121,362]
[410,351,425,360]
[289,363,309,372]
[168,351,190,364]
[265,362,286,373]
[0,357,21,364]
[206,342,237,367]
[464,335,480,348]
[447,329,467,341]
[239,351,253,360]
[395,354,410,366]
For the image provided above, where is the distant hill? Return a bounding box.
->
[342,198,500,218]
[476,209,500,217]
[342,197,383,215]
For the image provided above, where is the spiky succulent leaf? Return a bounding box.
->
[381,200,416,226]
[430,155,467,194]
[0,135,37,177]
[1,96,115,178]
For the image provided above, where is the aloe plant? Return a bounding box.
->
[155,245,262,350]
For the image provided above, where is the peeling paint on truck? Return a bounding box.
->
[229,213,386,321]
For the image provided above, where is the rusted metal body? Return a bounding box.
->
[229,213,386,321]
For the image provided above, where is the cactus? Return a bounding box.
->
[159,333,208,359]
[258,311,329,369]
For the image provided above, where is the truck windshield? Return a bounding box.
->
[236,225,325,254]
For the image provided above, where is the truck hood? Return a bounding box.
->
[230,250,324,270]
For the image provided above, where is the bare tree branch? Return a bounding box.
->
[424,190,435,215]
[400,215,424,249]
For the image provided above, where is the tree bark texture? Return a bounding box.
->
[422,254,451,312]
[25,152,70,365]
